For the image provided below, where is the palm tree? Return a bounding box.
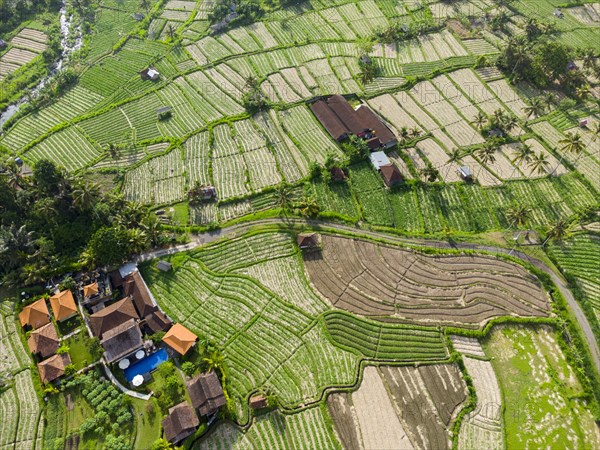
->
[558,132,585,167]
[72,180,99,212]
[523,97,545,122]
[472,111,488,130]
[420,166,439,182]
[543,218,571,245]
[409,127,421,139]
[589,121,600,143]
[297,196,320,218]
[475,141,497,178]
[107,143,120,159]
[575,85,590,100]
[580,48,597,72]
[275,183,293,213]
[528,152,551,176]
[511,143,534,166]
[542,92,556,111]
[166,24,175,40]
[4,161,22,189]
[127,228,148,254]
[501,114,518,133]
[399,127,410,145]
[445,148,462,180]
[203,349,225,373]
[506,205,530,228]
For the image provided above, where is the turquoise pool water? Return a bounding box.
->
[124,348,168,382]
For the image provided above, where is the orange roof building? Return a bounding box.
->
[83,282,99,298]
[162,323,198,355]
[19,299,50,329]
[49,290,78,322]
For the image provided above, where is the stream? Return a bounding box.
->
[0,1,83,130]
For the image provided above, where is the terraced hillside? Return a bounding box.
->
[305,234,550,326]
[142,231,451,423]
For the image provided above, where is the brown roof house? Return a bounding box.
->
[379,164,403,187]
[38,353,71,384]
[49,290,78,322]
[27,322,59,358]
[187,370,227,417]
[100,319,144,363]
[89,297,139,338]
[310,95,397,148]
[249,394,268,409]
[144,307,172,334]
[123,271,155,318]
[19,299,50,329]
[297,233,320,250]
[162,323,197,355]
[310,99,350,141]
[162,402,200,445]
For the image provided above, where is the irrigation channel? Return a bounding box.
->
[0,1,83,129]
[136,217,600,376]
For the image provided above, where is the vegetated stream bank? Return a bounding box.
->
[0,1,82,130]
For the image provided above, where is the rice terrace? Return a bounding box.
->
[0,0,599,448]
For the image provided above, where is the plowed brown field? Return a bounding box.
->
[304,235,550,327]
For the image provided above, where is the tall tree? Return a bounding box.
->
[528,152,551,176]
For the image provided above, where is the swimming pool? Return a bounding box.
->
[124,348,168,382]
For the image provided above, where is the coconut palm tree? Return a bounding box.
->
[506,205,530,228]
[589,121,600,143]
[511,143,534,166]
[203,349,225,373]
[558,131,585,166]
[523,97,545,122]
[409,127,421,139]
[542,92,556,111]
[420,166,439,182]
[127,228,148,254]
[472,111,488,130]
[166,24,176,40]
[476,141,497,177]
[528,152,551,176]
[543,218,571,245]
[445,148,462,180]
[275,183,293,213]
[501,114,518,133]
[72,180,100,212]
[297,196,320,218]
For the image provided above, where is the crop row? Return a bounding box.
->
[324,311,448,361]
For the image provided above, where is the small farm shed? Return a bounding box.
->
[249,394,268,409]
[132,13,145,21]
[369,151,391,170]
[458,166,473,181]
[156,106,172,120]
[330,167,347,181]
[0,39,6,49]
[379,164,403,187]
[297,233,319,249]
[157,260,172,272]
[140,68,159,81]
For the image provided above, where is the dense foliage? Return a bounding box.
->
[0,158,175,286]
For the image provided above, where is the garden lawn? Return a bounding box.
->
[66,332,97,370]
